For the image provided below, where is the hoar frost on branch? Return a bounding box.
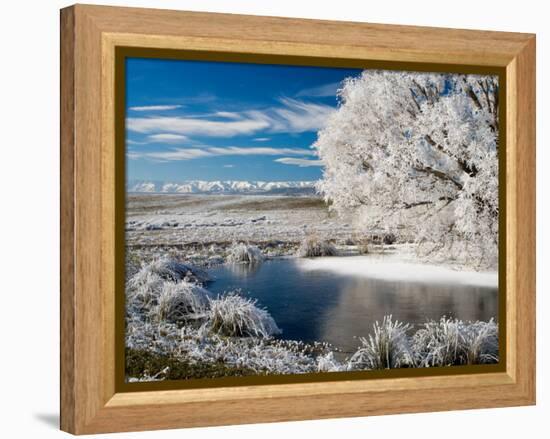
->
[315,70,499,269]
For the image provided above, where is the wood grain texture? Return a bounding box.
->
[511,37,536,396]
[60,4,536,434]
[82,4,530,66]
[60,6,75,433]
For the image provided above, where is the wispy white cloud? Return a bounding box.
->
[223,164,235,168]
[129,146,315,162]
[296,81,342,98]
[126,139,146,145]
[207,146,316,156]
[127,116,270,137]
[213,111,242,119]
[126,98,335,138]
[253,137,271,142]
[129,105,182,111]
[274,157,323,167]
[138,149,212,162]
[147,133,189,143]
[270,98,334,133]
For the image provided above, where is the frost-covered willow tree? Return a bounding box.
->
[315,70,499,269]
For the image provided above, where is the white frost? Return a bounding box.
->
[315,70,499,270]
[297,255,497,288]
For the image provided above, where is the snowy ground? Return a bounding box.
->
[126,193,356,267]
[298,255,498,288]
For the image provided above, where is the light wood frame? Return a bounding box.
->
[60,4,536,434]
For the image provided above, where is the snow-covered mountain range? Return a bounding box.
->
[128,180,318,195]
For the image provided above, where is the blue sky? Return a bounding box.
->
[126,58,361,182]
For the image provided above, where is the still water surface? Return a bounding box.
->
[207,258,498,353]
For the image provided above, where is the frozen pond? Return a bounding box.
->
[208,256,498,354]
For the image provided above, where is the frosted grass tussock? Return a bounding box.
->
[316,352,344,372]
[460,319,499,364]
[126,258,211,318]
[126,270,165,312]
[227,242,264,263]
[208,292,281,337]
[151,281,210,324]
[412,317,461,367]
[348,316,413,370]
[412,317,499,366]
[130,257,210,286]
[297,235,338,257]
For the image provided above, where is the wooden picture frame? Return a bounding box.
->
[60,4,536,434]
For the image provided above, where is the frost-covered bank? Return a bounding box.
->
[297,254,498,288]
[126,257,499,382]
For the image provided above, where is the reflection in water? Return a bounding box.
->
[207,258,498,353]
[225,262,263,277]
[320,278,498,353]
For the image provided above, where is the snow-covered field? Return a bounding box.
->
[126,193,356,267]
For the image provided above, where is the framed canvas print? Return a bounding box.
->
[60,4,536,434]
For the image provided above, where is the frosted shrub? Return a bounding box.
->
[151,281,210,324]
[348,316,413,370]
[412,317,499,366]
[227,243,264,264]
[208,292,281,337]
[297,235,338,257]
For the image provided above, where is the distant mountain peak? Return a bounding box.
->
[128,180,318,195]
